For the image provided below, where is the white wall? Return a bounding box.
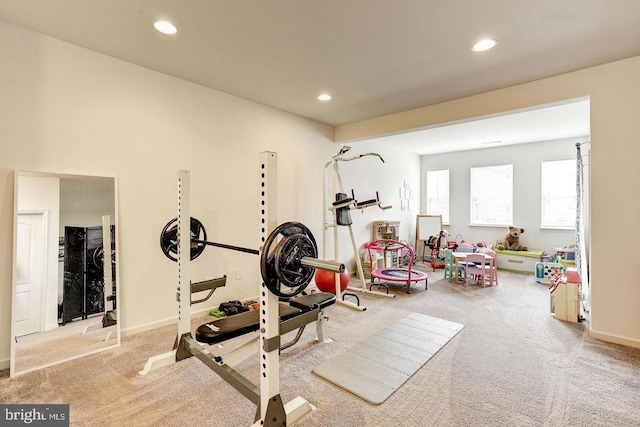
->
[60,211,110,229]
[337,55,640,349]
[420,136,589,256]
[0,20,341,366]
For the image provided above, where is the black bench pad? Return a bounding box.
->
[195,293,336,345]
[288,292,336,311]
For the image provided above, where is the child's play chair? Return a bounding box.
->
[464,253,488,287]
[444,249,465,282]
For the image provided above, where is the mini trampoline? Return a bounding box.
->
[367,239,428,294]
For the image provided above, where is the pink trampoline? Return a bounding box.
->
[367,239,428,294]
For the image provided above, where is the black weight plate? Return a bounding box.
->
[260,222,317,298]
[274,233,317,289]
[160,217,207,262]
[92,245,104,269]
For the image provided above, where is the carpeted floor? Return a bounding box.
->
[2,268,640,427]
[14,317,118,374]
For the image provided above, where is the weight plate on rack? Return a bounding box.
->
[275,233,317,289]
[160,217,207,262]
[260,222,317,298]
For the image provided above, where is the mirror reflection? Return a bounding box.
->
[11,171,119,376]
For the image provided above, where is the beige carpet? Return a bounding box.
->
[2,268,640,427]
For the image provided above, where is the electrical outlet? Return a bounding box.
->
[236,269,243,280]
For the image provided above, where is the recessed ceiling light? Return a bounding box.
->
[472,39,497,52]
[154,21,177,35]
[318,94,332,101]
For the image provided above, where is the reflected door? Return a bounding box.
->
[15,213,46,337]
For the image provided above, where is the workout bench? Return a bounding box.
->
[195,292,336,348]
[141,278,336,375]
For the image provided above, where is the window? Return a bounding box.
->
[541,159,576,228]
[470,164,513,226]
[425,169,449,224]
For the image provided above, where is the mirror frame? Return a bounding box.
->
[10,170,120,376]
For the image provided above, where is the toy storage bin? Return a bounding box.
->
[495,249,544,274]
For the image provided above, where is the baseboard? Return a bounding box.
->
[0,358,9,371]
[121,306,214,337]
[496,267,534,274]
[589,330,640,349]
[45,323,59,332]
[121,316,177,338]
[121,296,260,338]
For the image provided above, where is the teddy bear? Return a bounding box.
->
[494,226,528,251]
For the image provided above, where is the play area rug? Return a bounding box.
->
[312,313,464,404]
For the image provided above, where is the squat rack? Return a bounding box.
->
[142,152,335,426]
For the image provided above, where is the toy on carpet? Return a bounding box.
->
[427,230,449,250]
[476,241,496,257]
[427,230,450,259]
[494,226,528,251]
[315,266,350,294]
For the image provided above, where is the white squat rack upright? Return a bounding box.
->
[141,152,316,426]
[323,146,395,311]
[82,214,118,341]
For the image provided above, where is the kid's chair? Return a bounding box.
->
[464,253,488,287]
[444,249,465,282]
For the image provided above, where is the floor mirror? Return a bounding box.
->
[10,171,120,376]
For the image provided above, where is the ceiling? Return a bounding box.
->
[0,1,637,150]
[370,98,591,155]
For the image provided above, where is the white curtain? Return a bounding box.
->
[575,142,590,311]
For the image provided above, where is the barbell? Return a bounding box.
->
[160,217,344,297]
